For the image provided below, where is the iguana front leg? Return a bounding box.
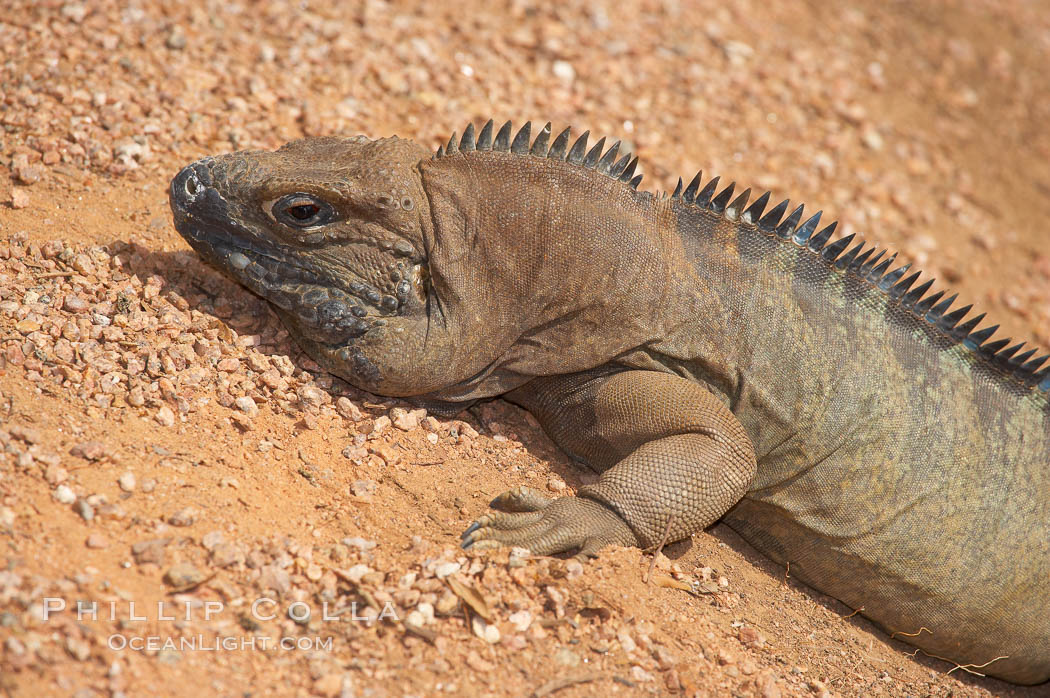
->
[461,369,757,556]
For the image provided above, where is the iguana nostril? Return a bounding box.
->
[184,171,202,198]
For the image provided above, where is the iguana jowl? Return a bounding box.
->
[170,120,1050,684]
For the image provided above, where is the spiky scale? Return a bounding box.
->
[629,174,643,189]
[981,339,1011,356]
[742,191,771,224]
[835,241,866,270]
[683,171,702,203]
[710,182,736,213]
[696,176,720,208]
[596,142,620,173]
[807,221,838,251]
[996,342,1025,361]
[792,211,822,245]
[775,204,804,239]
[860,249,886,278]
[848,245,875,272]
[445,132,458,154]
[867,252,896,283]
[511,122,531,154]
[1039,371,1050,392]
[878,264,912,291]
[434,145,444,159]
[476,119,494,150]
[583,137,606,168]
[619,156,639,182]
[493,121,512,151]
[1033,369,1050,392]
[940,304,973,330]
[901,278,933,306]
[567,130,590,164]
[531,122,552,156]
[1023,354,1049,373]
[821,232,855,262]
[725,188,751,220]
[609,153,631,177]
[548,127,571,160]
[927,293,957,321]
[757,199,790,232]
[1008,346,1035,366]
[913,290,945,317]
[953,313,987,339]
[672,177,683,199]
[966,324,1000,350]
[888,270,922,300]
[459,123,476,152]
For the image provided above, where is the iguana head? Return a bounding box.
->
[170,135,441,396]
[171,124,671,403]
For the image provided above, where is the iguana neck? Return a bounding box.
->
[417,152,685,402]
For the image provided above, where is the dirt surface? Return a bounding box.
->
[2,1,1050,696]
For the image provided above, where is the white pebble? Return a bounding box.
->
[472,616,500,644]
[54,485,77,504]
[434,561,461,578]
[416,602,435,624]
[118,472,136,492]
[552,60,575,81]
[344,564,372,583]
[155,406,175,427]
[235,396,258,417]
[509,610,532,632]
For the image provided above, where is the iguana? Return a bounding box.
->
[169,120,1050,684]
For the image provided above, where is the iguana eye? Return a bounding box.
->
[273,193,334,228]
[288,203,319,220]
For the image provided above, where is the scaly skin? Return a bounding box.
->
[170,121,1050,684]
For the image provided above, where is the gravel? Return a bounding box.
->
[2,1,1048,697]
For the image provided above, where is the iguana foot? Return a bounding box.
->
[461,486,638,558]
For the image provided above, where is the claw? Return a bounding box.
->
[461,521,481,540]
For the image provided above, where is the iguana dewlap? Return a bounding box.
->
[170,121,1050,684]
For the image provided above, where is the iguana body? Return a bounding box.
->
[169,121,1050,684]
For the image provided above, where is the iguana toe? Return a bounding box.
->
[461,494,638,557]
[489,485,553,512]
[461,510,545,540]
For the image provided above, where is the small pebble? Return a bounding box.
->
[74,499,94,521]
[85,533,109,549]
[163,562,205,587]
[341,536,376,551]
[553,647,580,667]
[155,406,176,427]
[471,615,500,644]
[118,472,136,492]
[10,188,29,209]
[54,485,77,504]
[508,610,532,632]
[234,396,258,417]
[167,507,196,527]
